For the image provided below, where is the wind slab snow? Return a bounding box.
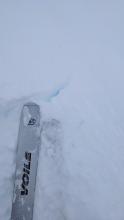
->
[0,1,124,220]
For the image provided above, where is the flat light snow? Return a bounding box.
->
[0,1,124,220]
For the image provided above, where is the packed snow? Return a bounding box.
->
[0,1,124,220]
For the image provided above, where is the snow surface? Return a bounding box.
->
[0,1,124,219]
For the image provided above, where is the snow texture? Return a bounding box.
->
[0,1,124,220]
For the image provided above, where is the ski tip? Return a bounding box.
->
[23,102,40,107]
[22,102,41,127]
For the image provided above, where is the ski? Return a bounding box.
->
[11,102,41,220]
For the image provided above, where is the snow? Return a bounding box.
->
[0,1,124,219]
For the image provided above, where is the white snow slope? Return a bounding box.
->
[0,1,124,220]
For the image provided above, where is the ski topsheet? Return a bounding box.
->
[11,103,41,220]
